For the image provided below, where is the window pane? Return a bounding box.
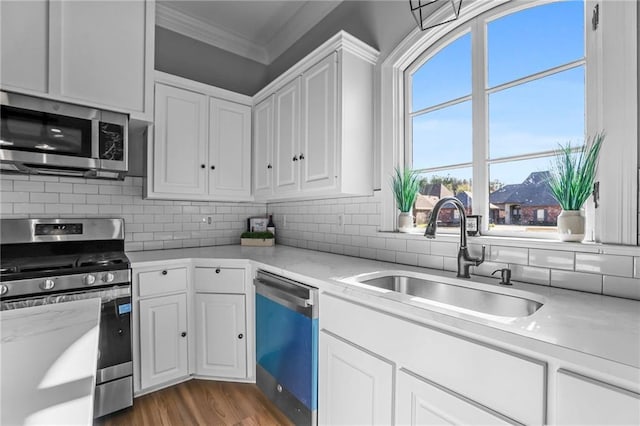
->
[488,66,584,159]
[488,157,559,234]
[411,33,471,112]
[413,101,472,169]
[414,167,473,231]
[487,1,584,87]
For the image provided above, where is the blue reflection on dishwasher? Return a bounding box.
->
[256,293,318,410]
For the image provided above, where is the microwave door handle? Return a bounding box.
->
[91,117,100,159]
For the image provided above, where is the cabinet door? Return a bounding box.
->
[274,78,300,194]
[397,369,512,425]
[319,332,393,426]
[139,293,188,390]
[194,293,247,378]
[300,53,337,192]
[0,0,48,93]
[153,83,209,196]
[253,96,274,198]
[556,369,640,425]
[209,98,251,199]
[56,0,148,113]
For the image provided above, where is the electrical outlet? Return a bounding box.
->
[282,215,287,228]
[338,214,345,231]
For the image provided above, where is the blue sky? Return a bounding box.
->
[411,0,585,187]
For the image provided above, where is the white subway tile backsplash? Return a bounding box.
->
[431,241,458,257]
[551,270,602,294]
[14,181,44,192]
[529,249,574,270]
[490,246,528,265]
[385,238,406,252]
[443,257,458,272]
[396,252,418,266]
[575,253,634,277]
[45,182,73,193]
[603,276,640,300]
[73,183,99,194]
[30,192,59,203]
[406,239,431,255]
[0,175,266,252]
[510,265,550,286]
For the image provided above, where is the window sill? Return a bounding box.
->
[378,230,640,256]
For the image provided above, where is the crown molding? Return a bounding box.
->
[265,1,343,63]
[156,3,269,64]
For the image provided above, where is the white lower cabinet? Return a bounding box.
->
[396,369,511,425]
[319,331,393,426]
[555,369,640,425]
[139,293,189,390]
[134,262,252,394]
[194,293,247,378]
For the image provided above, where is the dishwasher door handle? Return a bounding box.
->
[254,278,317,316]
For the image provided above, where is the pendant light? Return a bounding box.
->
[409,0,463,31]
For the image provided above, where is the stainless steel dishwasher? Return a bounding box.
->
[254,270,318,425]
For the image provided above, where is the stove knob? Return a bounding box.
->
[40,279,55,290]
[102,272,115,283]
[0,284,8,296]
[84,274,96,286]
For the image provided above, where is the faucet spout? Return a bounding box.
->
[424,196,485,278]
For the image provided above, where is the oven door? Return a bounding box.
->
[1,284,132,376]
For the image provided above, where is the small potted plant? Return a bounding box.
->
[548,133,604,242]
[392,167,420,232]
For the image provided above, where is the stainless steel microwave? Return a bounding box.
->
[0,91,128,179]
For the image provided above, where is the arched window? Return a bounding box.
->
[406,0,585,236]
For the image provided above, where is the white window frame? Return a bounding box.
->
[379,0,637,245]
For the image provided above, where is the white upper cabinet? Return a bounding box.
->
[253,31,379,201]
[0,0,49,94]
[300,53,337,192]
[209,98,251,199]
[153,83,208,196]
[253,96,274,198]
[147,73,253,201]
[274,78,301,195]
[0,0,154,122]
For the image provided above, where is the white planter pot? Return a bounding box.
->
[557,210,585,242]
[397,212,413,233]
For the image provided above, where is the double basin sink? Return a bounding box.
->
[340,271,544,319]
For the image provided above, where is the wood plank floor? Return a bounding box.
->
[95,380,294,426]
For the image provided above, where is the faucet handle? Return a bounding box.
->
[478,245,486,263]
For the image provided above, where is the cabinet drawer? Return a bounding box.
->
[321,294,546,425]
[194,267,245,293]
[138,267,188,297]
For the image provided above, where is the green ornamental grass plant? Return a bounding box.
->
[548,133,604,211]
[392,167,420,213]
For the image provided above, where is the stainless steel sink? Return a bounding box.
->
[347,272,543,318]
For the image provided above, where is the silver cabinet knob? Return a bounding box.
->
[84,274,96,285]
[40,279,55,290]
[102,272,115,283]
[0,284,8,295]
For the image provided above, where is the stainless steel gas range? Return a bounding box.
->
[0,218,133,418]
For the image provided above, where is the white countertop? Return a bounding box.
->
[1,298,101,426]
[128,245,640,373]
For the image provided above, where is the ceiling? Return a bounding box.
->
[157,1,344,65]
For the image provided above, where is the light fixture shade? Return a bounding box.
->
[409,0,463,31]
